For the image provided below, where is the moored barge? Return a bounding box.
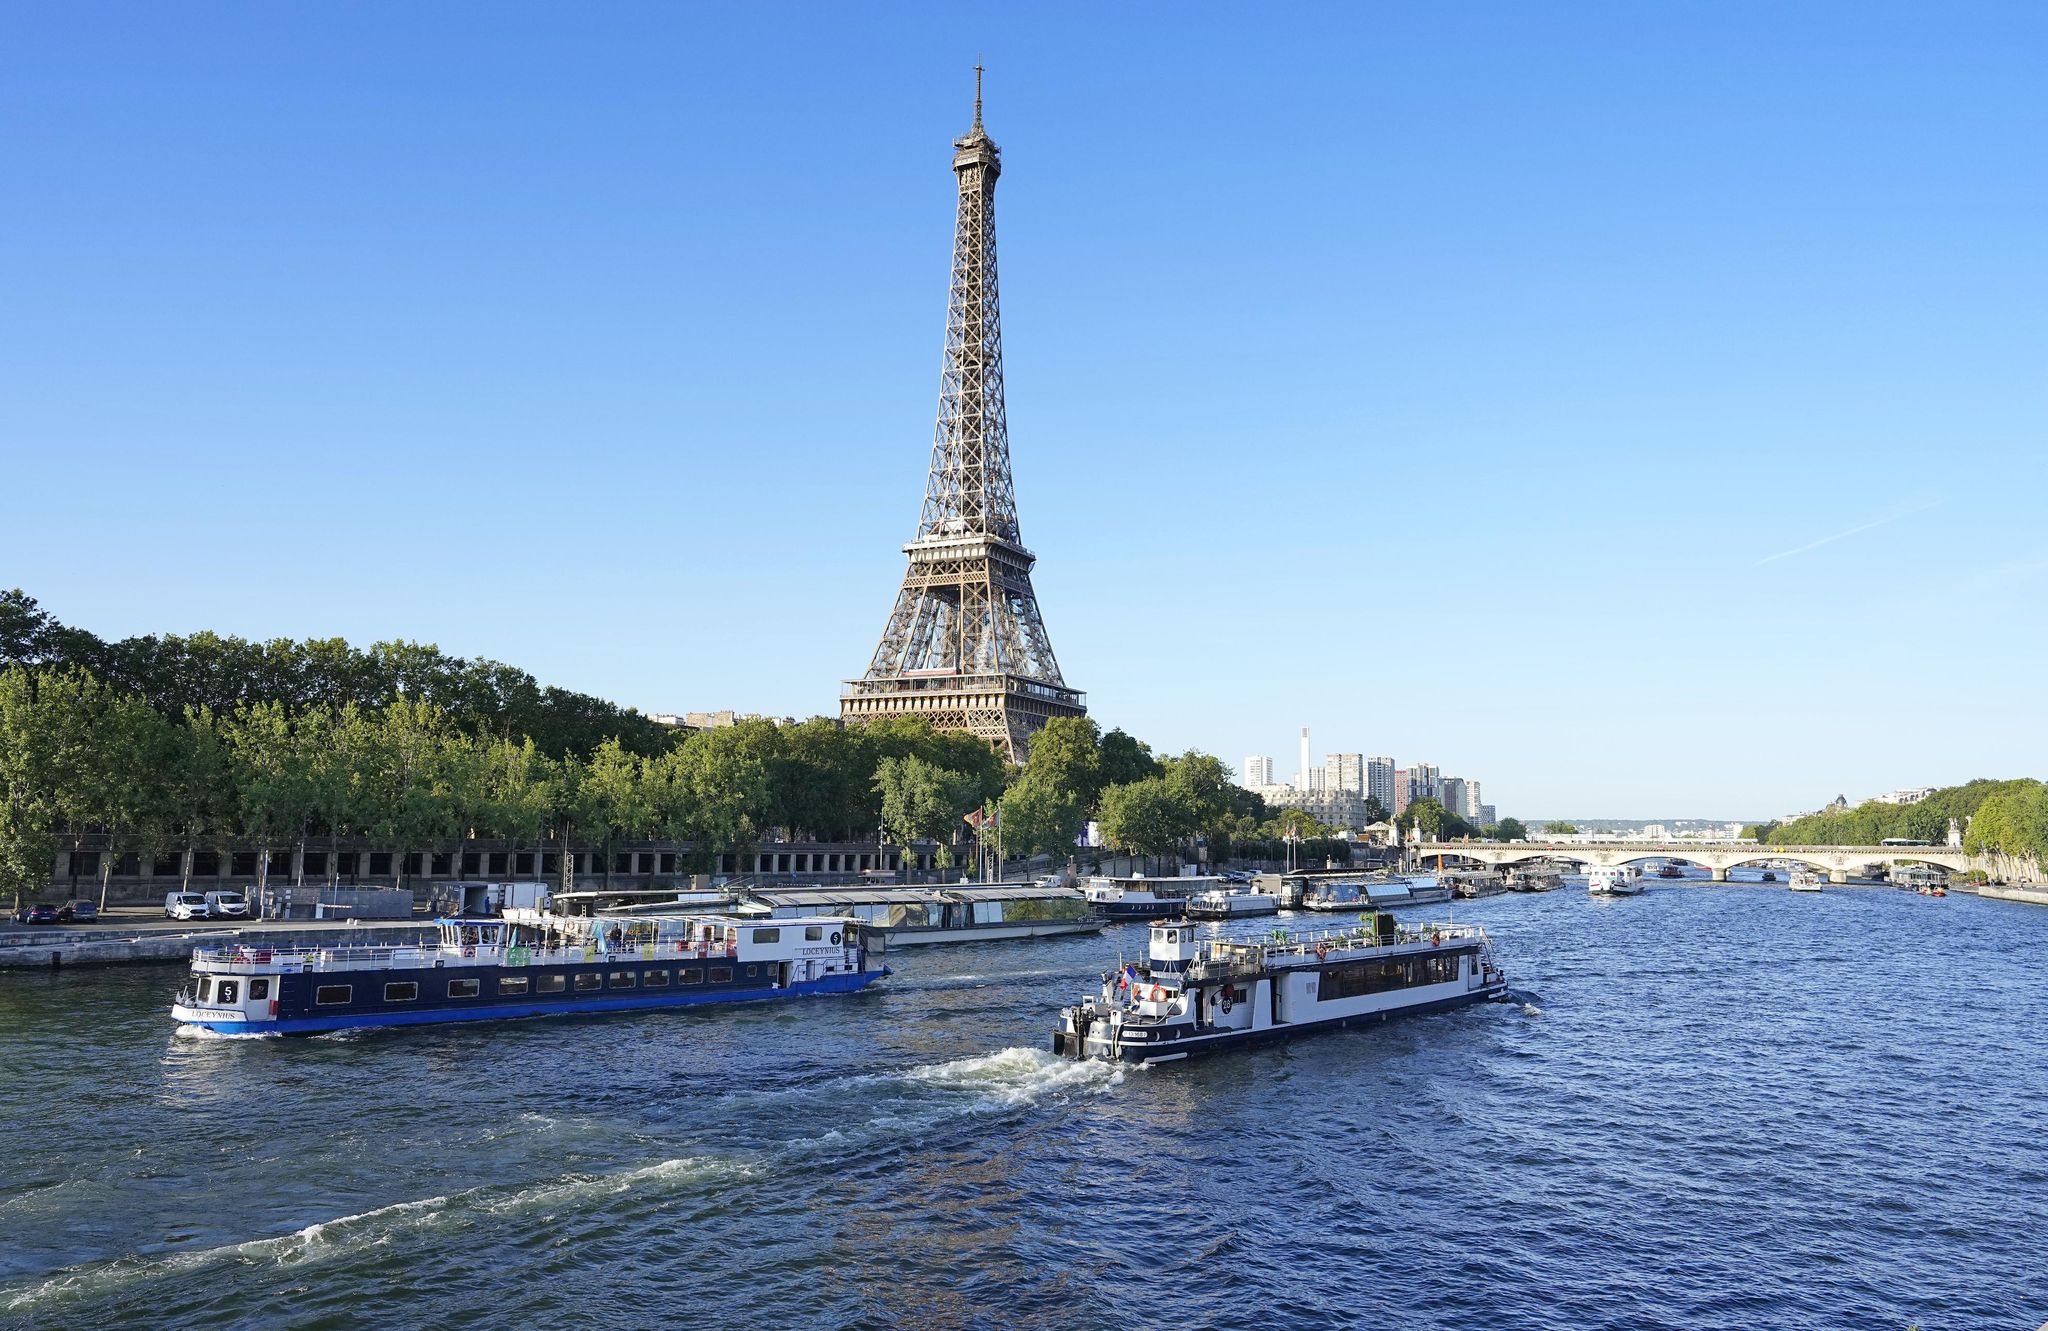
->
[171,911,886,1035]
[1052,916,1508,1065]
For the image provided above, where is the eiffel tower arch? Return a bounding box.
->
[841,70,1086,761]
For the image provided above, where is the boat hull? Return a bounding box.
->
[173,967,885,1036]
[1055,982,1508,1065]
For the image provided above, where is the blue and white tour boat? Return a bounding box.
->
[170,910,887,1036]
[1052,915,1509,1065]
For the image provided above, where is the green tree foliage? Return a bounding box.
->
[1400,797,1474,842]
[1543,821,1579,835]
[0,588,670,760]
[1020,716,1104,805]
[999,776,1085,862]
[874,755,981,869]
[1096,776,1190,863]
[1768,780,2036,847]
[1962,783,2048,861]
[1489,817,1528,842]
[1096,728,1161,788]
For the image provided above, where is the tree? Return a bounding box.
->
[169,707,233,892]
[577,739,650,887]
[659,725,771,870]
[874,755,980,871]
[999,775,1085,863]
[1020,716,1104,806]
[1362,795,1390,825]
[1097,776,1192,870]
[0,668,60,908]
[1490,817,1528,842]
[1400,797,1473,842]
[221,701,321,908]
[1544,821,1578,836]
[351,699,462,892]
[1096,728,1161,788]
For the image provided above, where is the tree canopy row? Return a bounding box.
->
[1746,779,2048,861]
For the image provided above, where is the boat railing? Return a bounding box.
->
[192,938,744,972]
[1182,922,1487,980]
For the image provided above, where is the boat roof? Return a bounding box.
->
[747,888,931,907]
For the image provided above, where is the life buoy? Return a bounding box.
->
[462,945,476,958]
[1150,984,1167,1003]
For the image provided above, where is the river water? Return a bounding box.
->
[1,882,2043,1330]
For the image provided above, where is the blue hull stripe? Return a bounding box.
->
[179,969,883,1036]
[1097,984,1507,1063]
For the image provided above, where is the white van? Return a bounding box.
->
[165,892,211,920]
[205,890,250,919]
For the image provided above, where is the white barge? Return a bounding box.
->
[1052,916,1509,1065]
[1184,888,1279,919]
[740,883,1100,946]
[1082,874,1222,921]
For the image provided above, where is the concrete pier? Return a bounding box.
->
[0,920,435,971]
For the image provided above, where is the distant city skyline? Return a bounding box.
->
[6,3,2043,812]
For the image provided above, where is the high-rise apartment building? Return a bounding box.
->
[1441,777,1468,822]
[1297,727,1312,789]
[1366,757,1396,815]
[1306,766,1327,792]
[1326,753,1364,796]
[1243,755,1274,788]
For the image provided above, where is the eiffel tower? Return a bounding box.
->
[841,69,1085,761]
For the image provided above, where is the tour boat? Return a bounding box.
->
[1506,866,1563,893]
[1587,865,1645,896]
[1184,889,1280,919]
[1656,862,1685,879]
[1787,869,1824,893]
[739,883,1102,946]
[1052,916,1509,1065]
[170,911,887,1036]
[1082,875,1220,921]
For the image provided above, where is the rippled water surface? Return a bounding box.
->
[2,885,2044,1330]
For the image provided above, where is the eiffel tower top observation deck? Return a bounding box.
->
[841,69,1086,760]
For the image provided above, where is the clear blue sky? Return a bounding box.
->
[5,3,2044,819]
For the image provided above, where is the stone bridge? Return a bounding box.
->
[1409,840,1977,885]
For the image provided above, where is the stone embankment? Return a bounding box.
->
[0,919,436,970]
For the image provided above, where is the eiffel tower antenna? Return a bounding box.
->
[841,72,1086,760]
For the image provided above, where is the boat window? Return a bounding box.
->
[248,978,270,1001]
[537,974,565,994]
[644,969,669,987]
[315,985,352,1006]
[447,979,480,998]
[679,967,702,985]
[385,982,418,1003]
[498,976,530,995]
[804,926,823,941]
[196,976,214,1003]
[217,980,239,1004]
[752,928,780,944]
[709,966,733,984]
[745,965,759,978]
[608,971,636,989]
[574,973,601,992]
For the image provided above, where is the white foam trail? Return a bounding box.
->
[1522,1002,1544,1016]
[170,1026,281,1041]
[902,1046,1123,1107]
[1,1155,743,1312]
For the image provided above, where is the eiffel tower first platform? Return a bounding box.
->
[841,71,1085,761]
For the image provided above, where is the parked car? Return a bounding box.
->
[205,890,251,919]
[15,903,59,925]
[164,892,211,921]
[56,900,99,923]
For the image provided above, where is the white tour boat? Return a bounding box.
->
[1082,875,1222,921]
[1587,865,1645,897]
[1053,916,1509,1065]
[1787,869,1825,893]
[1184,889,1280,919]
